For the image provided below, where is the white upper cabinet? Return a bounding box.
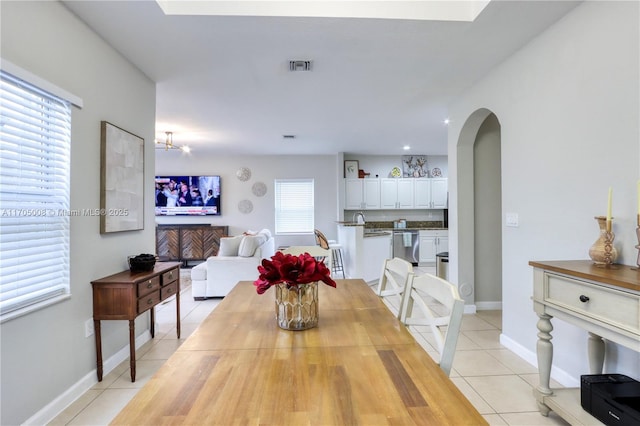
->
[380,179,414,209]
[345,178,380,210]
[414,178,448,209]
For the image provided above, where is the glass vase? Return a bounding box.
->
[588,216,617,265]
[274,282,318,330]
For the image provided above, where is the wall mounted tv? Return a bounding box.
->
[155,175,221,216]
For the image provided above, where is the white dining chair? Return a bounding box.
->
[399,272,464,376]
[376,257,413,318]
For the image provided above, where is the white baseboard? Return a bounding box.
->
[499,333,580,388]
[464,304,477,314]
[476,301,502,310]
[24,330,152,426]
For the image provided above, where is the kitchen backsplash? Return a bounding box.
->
[365,221,446,229]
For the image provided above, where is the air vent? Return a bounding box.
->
[283,135,296,140]
[289,60,312,72]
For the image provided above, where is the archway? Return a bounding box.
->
[455,109,502,312]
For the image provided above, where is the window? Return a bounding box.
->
[274,179,314,234]
[0,70,72,322]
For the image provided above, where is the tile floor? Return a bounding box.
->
[49,268,570,425]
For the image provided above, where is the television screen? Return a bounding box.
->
[155,175,221,216]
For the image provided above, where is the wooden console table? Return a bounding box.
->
[91,262,181,382]
[530,260,640,425]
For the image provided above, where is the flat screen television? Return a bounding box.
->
[155,175,221,216]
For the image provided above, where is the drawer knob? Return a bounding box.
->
[147,298,153,305]
[579,295,590,303]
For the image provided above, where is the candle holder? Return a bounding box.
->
[589,216,618,267]
[632,215,640,271]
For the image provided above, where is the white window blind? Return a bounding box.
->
[274,179,314,234]
[0,70,71,321]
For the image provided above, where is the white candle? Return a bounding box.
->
[606,187,612,231]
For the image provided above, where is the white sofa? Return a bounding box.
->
[191,229,276,299]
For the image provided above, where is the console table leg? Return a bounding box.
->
[94,320,103,381]
[536,313,554,416]
[588,332,605,374]
[129,320,136,382]
[176,277,181,339]
[150,306,155,338]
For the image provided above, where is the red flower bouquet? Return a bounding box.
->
[254,251,337,294]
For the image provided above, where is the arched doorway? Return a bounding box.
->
[455,109,502,312]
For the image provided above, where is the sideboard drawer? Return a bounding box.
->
[137,290,160,313]
[545,274,640,333]
[137,276,160,297]
[161,281,178,300]
[162,268,178,285]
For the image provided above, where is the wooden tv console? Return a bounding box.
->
[155,224,227,266]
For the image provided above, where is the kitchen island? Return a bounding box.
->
[337,223,392,282]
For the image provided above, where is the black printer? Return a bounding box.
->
[581,374,640,426]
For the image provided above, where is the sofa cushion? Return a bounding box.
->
[238,234,267,257]
[219,235,243,256]
[191,262,208,280]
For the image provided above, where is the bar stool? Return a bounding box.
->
[314,229,345,278]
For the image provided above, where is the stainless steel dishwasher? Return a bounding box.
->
[392,230,419,265]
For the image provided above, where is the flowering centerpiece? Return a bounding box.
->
[254,252,337,330]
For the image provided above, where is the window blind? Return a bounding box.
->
[0,70,71,320]
[274,179,314,234]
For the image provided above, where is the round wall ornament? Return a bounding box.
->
[252,182,267,197]
[238,199,253,214]
[236,167,251,182]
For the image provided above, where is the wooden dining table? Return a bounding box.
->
[111,279,487,425]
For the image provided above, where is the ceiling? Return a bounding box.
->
[62,0,581,156]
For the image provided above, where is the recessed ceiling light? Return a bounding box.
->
[403,145,411,150]
[443,118,451,125]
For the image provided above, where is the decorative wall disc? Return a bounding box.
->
[236,167,251,182]
[431,167,442,177]
[238,199,253,214]
[252,182,267,197]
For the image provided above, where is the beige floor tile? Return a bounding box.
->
[483,414,508,425]
[464,375,539,413]
[461,314,499,331]
[450,377,495,414]
[139,339,184,360]
[160,322,201,341]
[66,388,139,425]
[91,362,130,390]
[462,329,503,349]
[486,349,538,374]
[500,411,570,425]
[476,310,502,329]
[109,359,166,389]
[47,389,103,425]
[452,350,513,377]
[519,373,564,389]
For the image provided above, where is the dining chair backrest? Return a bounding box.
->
[377,258,413,316]
[399,273,464,376]
[314,229,330,250]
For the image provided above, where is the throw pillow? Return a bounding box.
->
[218,236,243,256]
[238,234,267,257]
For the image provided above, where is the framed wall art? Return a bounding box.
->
[100,121,145,233]
[402,155,428,178]
[344,160,359,178]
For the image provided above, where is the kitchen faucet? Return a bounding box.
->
[353,211,365,224]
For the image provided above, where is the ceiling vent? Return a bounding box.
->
[289,60,312,72]
[283,134,296,140]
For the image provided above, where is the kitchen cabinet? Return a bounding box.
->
[344,178,380,209]
[380,179,414,209]
[414,178,448,209]
[419,229,449,265]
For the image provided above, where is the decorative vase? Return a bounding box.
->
[588,216,617,265]
[274,282,318,330]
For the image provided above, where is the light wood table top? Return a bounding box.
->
[111,279,486,425]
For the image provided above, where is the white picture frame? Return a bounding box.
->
[344,160,359,178]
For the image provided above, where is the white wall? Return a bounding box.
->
[1,2,156,424]
[448,1,639,384]
[155,153,339,246]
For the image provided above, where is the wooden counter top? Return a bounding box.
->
[111,279,486,425]
[529,259,640,292]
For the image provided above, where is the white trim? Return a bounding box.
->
[476,301,502,310]
[0,58,83,108]
[0,294,71,324]
[499,333,580,388]
[463,304,476,314]
[24,331,152,426]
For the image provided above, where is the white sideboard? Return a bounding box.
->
[530,260,640,425]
